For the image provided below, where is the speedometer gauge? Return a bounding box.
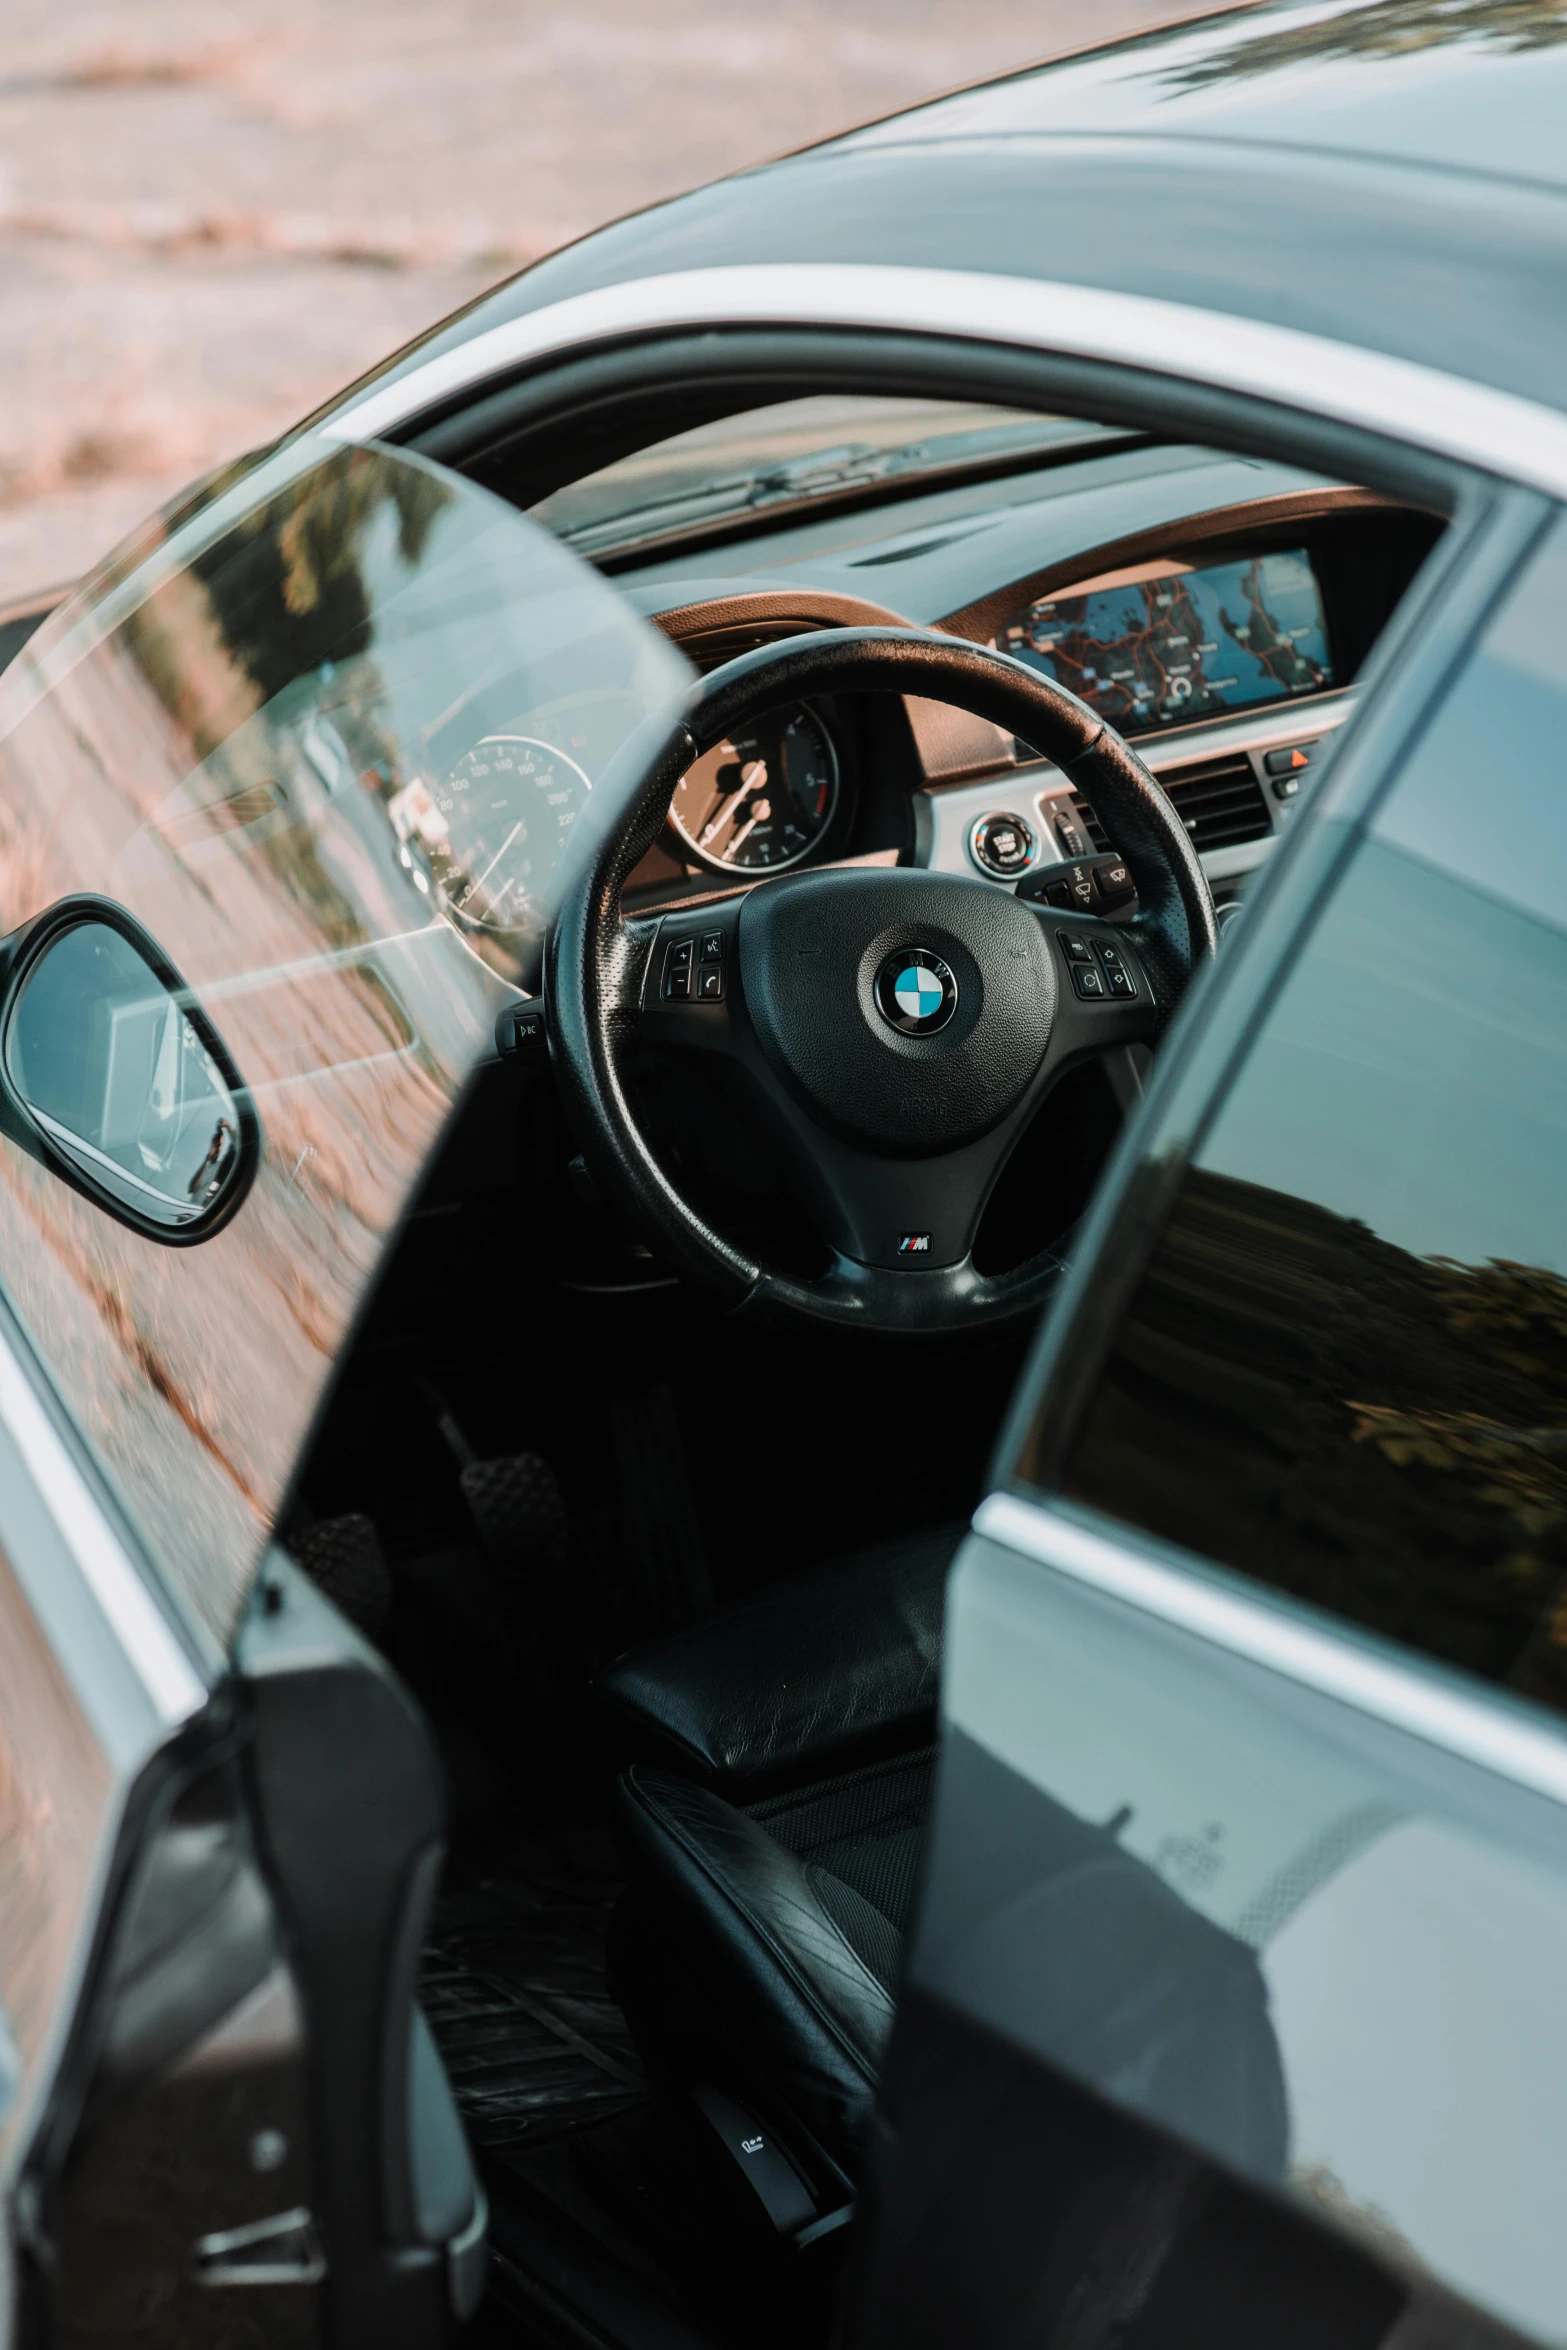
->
[667,705,838,874]
[410,735,591,936]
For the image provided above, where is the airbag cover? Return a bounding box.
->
[738,867,1055,1155]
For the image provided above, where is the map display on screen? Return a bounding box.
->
[1000,547,1333,733]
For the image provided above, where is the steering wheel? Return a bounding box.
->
[548,628,1216,1334]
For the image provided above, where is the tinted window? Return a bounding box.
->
[0,441,689,1651]
[1051,515,1567,1715]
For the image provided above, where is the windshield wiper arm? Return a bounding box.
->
[550,420,1137,560]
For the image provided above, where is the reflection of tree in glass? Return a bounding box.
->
[194,445,453,706]
[1163,0,1567,91]
[1346,1255,1567,1703]
[123,449,454,966]
[1063,1172,1567,1715]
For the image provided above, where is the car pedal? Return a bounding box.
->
[460,1451,569,1585]
[288,1513,392,1642]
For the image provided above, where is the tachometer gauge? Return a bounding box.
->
[667,705,838,874]
[399,735,591,936]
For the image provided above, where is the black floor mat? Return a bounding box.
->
[422,1826,648,2158]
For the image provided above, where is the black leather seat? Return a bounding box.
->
[600,1524,954,1797]
[602,1527,958,2195]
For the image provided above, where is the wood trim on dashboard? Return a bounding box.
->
[650,586,915,666]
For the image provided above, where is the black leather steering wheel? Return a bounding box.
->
[548,627,1216,1334]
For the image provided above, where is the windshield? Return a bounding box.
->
[529,396,1134,562]
[0,438,691,1656]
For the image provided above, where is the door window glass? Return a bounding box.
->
[0,439,691,1652]
[1052,514,1567,1716]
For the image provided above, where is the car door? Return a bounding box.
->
[847,506,1567,2350]
[0,438,691,2348]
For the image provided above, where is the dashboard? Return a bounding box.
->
[605,451,1440,920]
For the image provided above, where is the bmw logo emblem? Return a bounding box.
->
[874,947,959,1035]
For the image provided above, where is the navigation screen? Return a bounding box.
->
[1001,546,1333,733]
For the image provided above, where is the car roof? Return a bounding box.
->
[838,0,1567,196]
[323,1,1567,429]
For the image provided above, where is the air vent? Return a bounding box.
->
[1159,754,1271,852]
[1070,754,1271,859]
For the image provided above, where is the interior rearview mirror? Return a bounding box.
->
[0,900,258,1241]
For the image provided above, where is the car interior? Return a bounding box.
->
[254,367,1447,2347]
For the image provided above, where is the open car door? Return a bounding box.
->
[0,437,690,2347]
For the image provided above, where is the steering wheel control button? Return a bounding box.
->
[970,811,1035,879]
[495,1002,548,1056]
[874,948,959,1035]
[1058,930,1138,1003]
[663,928,727,1001]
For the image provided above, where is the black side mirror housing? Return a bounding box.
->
[0,895,259,1243]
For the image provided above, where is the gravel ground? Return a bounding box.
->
[0,0,1191,602]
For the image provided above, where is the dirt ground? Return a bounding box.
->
[0,0,1189,603]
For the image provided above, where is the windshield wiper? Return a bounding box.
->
[548,419,1142,564]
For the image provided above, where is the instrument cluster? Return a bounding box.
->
[666,703,839,876]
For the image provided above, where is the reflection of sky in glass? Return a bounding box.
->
[942,1541,1567,2347]
[1197,839,1567,1278]
[1197,512,1567,1280]
[1268,1818,1567,2344]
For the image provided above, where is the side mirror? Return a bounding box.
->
[0,899,258,1241]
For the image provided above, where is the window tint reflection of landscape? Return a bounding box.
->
[0,440,689,1652]
[1058,527,1567,1717]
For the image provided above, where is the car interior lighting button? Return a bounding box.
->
[696,966,723,1001]
[1072,963,1108,999]
[1060,934,1094,964]
[699,932,724,963]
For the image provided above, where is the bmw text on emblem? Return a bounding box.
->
[873,947,959,1035]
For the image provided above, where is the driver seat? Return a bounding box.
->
[601,1527,957,2200]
